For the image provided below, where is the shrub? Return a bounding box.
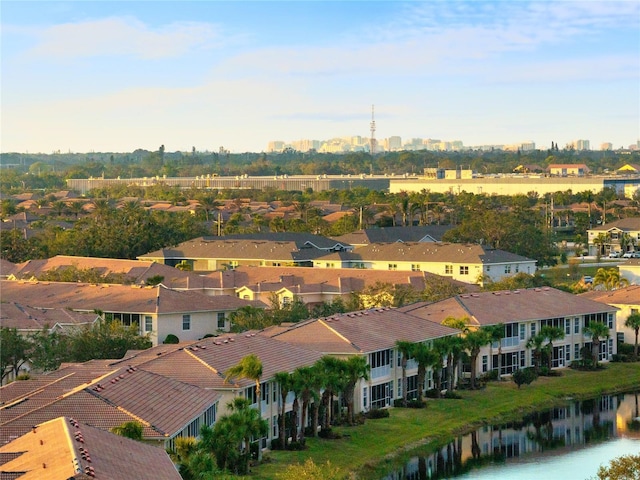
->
[16,373,31,381]
[443,390,462,399]
[365,408,389,419]
[425,389,440,398]
[163,334,179,344]
[407,399,427,408]
[512,368,538,388]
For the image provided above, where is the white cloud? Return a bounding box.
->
[25,16,229,60]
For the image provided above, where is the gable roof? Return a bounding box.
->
[579,285,640,306]
[331,226,452,245]
[399,287,618,326]
[589,217,640,232]
[211,265,475,294]
[12,255,218,290]
[0,259,18,277]
[0,280,261,314]
[0,303,99,331]
[0,360,220,446]
[138,238,330,263]
[0,416,181,480]
[314,242,535,265]
[267,308,460,354]
[135,333,324,389]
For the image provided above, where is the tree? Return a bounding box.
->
[464,329,491,389]
[624,313,640,358]
[0,327,32,383]
[512,368,538,388]
[595,453,640,480]
[412,342,439,403]
[484,324,505,379]
[273,371,293,449]
[111,421,143,440]
[526,332,547,374]
[224,354,263,398]
[340,355,370,426]
[593,268,629,291]
[584,321,611,368]
[224,397,268,475]
[395,340,414,406]
[28,327,69,372]
[540,325,565,371]
[65,320,152,362]
[292,365,321,444]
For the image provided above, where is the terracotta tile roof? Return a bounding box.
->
[136,333,325,389]
[0,416,181,480]
[268,308,460,354]
[314,242,534,264]
[401,287,618,326]
[0,360,219,445]
[579,285,640,306]
[0,259,18,277]
[12,256,219,290]
[0,303,99,331]
[208,265,475,293]
[0,280,259,314]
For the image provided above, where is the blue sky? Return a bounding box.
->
[2,1,638,154]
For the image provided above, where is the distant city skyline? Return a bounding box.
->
[2,1,638,154]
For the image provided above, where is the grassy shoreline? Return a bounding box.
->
[251,363,640,479]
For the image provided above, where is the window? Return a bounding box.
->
[565,344,571,362]
[504,265,512,274]
[363,386,368,409]
[531,323,536,337]
[411,264,421,271]
[607,314,614,329]
[519,324,526,341]
[217,312,225,329]
[282,296,291,305]
[515,265,519,273]
[243,294,250,300]
[459,266,469,275]
[182,314,191,330]
[574,318,580,334]
[486,265,491,272]
[204,404,217,426]
[144,315,153,332]
[273,415,278,438]
[445,265,453,275]
[245,386,257,405]
[388,264,397,271]
[261,383,269,404]
[565,318,571,335]
[574,343,581,360]
[482,355,488,373]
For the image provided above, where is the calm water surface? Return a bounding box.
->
[383,392,640,480]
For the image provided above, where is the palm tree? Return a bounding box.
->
[224,354,263,399]
[292,365,320,444]
[395,340,415,406]
[624,313,640,358]
[526,332,547,374]
[584,321,611,369]
[464,329,491,389]
[540,326,565,369]
[412,342,439,403]
[273,371,293,449]
[225,397,268,475]
[593,267,629,291]
[592,232,610,257]
[484,324,505,379]
[340,355,370,425]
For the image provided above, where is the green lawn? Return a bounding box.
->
[250,363,640,480]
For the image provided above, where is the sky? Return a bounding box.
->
[1,1,639,154]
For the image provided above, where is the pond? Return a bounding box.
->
[382,391,640,480]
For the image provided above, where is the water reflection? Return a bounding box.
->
[383,391,640,480]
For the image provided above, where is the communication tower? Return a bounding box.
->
[369,105,377,155]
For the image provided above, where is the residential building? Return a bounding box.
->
[11,255,220,292]
[587,218,640,256]
[311,242,536,286]
[548,164,590,176]
[0,357,221,452]
[265,308,460,412]
[0,417,182,480]
[400,287,618,375]
[620,258,640,285]
[580,286,640,344]
[139,233,351,271]
[0,280,263,345]
[331,226,452,248]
